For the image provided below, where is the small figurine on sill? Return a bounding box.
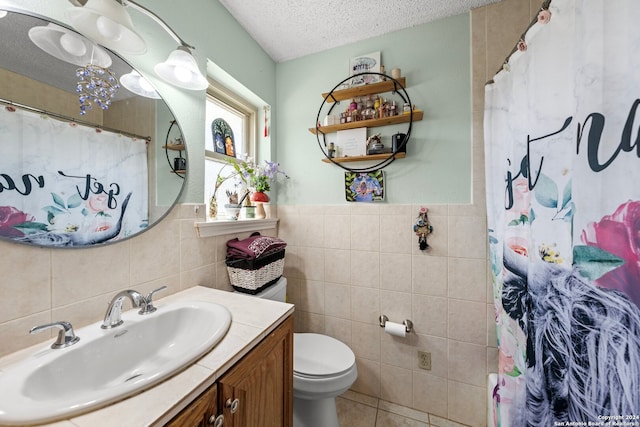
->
[414,207,434,251]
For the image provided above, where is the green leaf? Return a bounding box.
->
[13,222,49,232]
[561,180,572,210]
[52,192,66,209]
[67,193,83,209]
[559,202,574,222]
[43,205,64,214]
[573,245,624,281]
[508,215,528,227]
[505,364,522,377]
[534,174,558,209]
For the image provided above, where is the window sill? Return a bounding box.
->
[194,218,279,238]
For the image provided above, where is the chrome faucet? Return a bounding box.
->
[30,321,80,349]
[101,286,167,329]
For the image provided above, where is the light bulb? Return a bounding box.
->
[173,66,192,83]
[96,16,122,41]
[60,33,87,57]
[138,76,154,93]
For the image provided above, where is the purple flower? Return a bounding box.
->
[252,161,288,192]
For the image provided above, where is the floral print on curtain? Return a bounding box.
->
[485,0,640,425]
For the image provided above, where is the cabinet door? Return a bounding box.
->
[219,317,293,427]
[166,383,219,427]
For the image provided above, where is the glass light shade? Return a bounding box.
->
[154,47,208,90]
[66,0,146,55]
[120,70,161,99]
[28,23,112,68]
[0,11,8,18]
[59,33,87,56]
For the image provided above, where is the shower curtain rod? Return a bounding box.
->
[488,0,553,83]
[0,98,151,143]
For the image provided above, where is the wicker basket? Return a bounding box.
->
[226,248,285,294]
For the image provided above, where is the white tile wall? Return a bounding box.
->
[281,202,491,426]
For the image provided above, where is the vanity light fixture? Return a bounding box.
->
[67,0,208,91]
[28,23,113,68]
[124,1,208,90]
[120,70,161,99]
[66,0,146,55]
[154,46,208,91]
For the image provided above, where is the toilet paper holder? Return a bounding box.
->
[378,315,413,333]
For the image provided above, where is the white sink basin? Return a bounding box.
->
[0,300,232,425]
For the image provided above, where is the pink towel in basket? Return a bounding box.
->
[226,232,286,260]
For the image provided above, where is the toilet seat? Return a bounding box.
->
[293,333,355,378]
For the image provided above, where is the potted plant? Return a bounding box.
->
[216,157,288,220]
[250,161,288,201]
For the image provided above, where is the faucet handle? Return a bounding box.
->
[139,285,167,315]
[30,321,80,349]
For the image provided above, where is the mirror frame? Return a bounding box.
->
[0,9,186,248]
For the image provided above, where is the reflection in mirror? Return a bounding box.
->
[0,10,185,248]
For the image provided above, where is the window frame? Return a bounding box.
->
[205,80,257,162]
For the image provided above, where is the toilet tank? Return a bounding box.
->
[240,277,287,302]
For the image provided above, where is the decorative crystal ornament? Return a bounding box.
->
[75,64,120,115]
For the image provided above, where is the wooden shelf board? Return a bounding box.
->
[309,110,423,135]
[321,78,406,103]
[163,144,185,151]
[321,152,406,163]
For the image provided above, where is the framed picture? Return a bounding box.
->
[349,51,381,87]
[211,118,235,156]
[336,128,367,157]
[345,170,385,202]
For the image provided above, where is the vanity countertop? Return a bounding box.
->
[0,286,294,427]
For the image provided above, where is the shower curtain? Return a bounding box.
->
[0,105,148,246]
[485,0,640,425]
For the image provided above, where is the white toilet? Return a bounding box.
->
[235,277,357,427]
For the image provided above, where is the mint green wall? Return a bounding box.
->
[134,0,277,204]
[275,14,471,205]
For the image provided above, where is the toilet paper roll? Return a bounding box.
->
[384,321,406,337]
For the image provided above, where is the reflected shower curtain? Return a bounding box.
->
[485,1,640,425]
[0,106,148,246]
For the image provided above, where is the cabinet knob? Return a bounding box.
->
[225,398,240,414]
[209,414,224,426]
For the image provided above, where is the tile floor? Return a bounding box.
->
[336,390,472,427]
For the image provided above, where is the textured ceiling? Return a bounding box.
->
[218,0,503,63]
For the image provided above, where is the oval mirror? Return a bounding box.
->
[0,10,185,248]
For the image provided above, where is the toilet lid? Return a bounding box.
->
[293,333,355,377]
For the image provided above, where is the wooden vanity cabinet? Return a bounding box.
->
[165,384,219,426]
[166,316,293,427]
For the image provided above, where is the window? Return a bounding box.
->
[204,82,257,210]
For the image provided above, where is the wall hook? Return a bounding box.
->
[413,207,433,250]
